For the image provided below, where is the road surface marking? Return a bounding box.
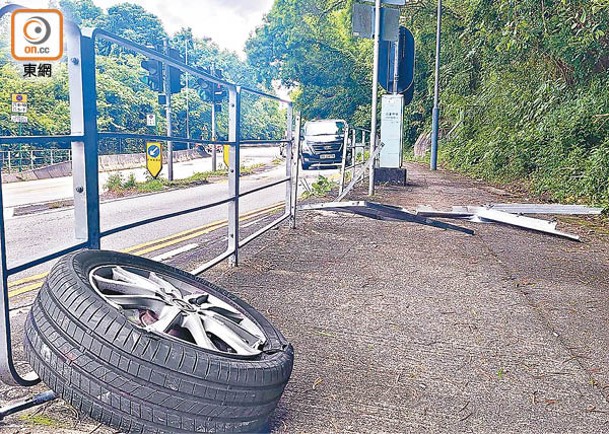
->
[7,203,284,299]
[121,202,282,253]
[152,243,199,262]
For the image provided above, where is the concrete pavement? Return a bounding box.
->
[2,162,608,432]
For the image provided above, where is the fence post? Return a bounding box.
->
[227,86,241,267]
[285,103,293,218]
[291,113,302,229]
[72,29,100,248]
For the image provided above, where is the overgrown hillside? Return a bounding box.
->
[249,0,609,206]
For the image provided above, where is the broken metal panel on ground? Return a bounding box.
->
[416,204,592,242]
[418,204,603,217]
[299,201,475,235]
[474,208,581,242]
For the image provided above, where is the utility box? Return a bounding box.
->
[380,94,404,168]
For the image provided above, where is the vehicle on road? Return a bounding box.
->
[300,119,350,170]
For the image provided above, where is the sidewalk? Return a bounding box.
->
[203,162,609,433]
[1,162,608,433]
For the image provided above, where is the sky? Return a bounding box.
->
[3,0,275,55]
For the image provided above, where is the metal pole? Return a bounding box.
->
[430,0,442,171]
[338,122,349,195]
[393,37,400,95]
[291,113,302,229]
[164,39,174,181]
[227,86,241,267]
[368,0,382,196]
[185,38,190,141]
[211,103,217,171]
[73,29,101,248]
[285,104,293,218]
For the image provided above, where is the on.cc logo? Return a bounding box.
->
[11,9,63,61]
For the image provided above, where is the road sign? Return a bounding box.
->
[223,145,230,168]
[11,115,28,123]
[146,142,163,178]
[380,94,404,168]
[11,93,27,103]
[146,113,156,127]
[379,26,416,95]
[11,102,27,113]
[352,4,400,41]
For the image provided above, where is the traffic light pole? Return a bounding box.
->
[164,40,174,181]
[211,103,217,172]
[210,61,217,172]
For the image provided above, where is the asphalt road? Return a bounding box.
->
[1,146,281,208]
[2,146,340,280]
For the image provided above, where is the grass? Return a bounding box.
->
[19,414,64,427]
[103,163,267,195]
[301,175,339,199]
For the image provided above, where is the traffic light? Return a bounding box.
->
[168,48,184,94]
[141,59,163,92]
[196,67,213,101]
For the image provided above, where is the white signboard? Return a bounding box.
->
[379,94,404,168]
[11,115,28,123]
[12,102,28,113]
[146,113,156,127]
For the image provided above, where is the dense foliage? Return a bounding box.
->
[0,1,286,157]
[248,0,609,205]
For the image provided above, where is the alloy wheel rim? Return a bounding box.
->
[89,265,266,356]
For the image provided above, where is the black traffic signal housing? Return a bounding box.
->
[168,48,184,94]
[196,67,214,102]
[141,59,163,92]
[212,68,227,112]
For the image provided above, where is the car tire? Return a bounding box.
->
[24,250,293,434]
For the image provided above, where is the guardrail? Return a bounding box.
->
[338,127,374,196]
[0,149,72,173]
[0,4,298,387]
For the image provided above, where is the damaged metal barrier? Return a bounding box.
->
[299,201,475,235]
[416,203,604,241]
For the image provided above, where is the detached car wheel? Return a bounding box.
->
[24,250,293,433]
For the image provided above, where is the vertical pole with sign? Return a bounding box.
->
[163,40,174,181]
[146,142,163,178]
[11,94,28,172]
[368,0,382,196]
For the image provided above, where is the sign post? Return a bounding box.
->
[11,94,28,171]
[146,142,163,178]
[146,113,156,127]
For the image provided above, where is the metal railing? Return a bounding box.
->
[338,127,374,196]
[0,4,299,387]
[0,149,72,173]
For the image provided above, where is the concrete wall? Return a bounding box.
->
[3,149,204,183]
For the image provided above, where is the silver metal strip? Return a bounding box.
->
[474,208,580,241]
[228,87,241,267]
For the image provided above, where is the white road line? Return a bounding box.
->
[152,243,199,262]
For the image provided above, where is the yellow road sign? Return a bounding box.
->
[223,144,230,167]
[146,142,163,178]
[11,93,27,103]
